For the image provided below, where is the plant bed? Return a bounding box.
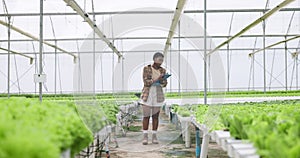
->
[0,97,93,158]
[194,100,300,158]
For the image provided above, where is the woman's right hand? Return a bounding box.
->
[153,74,164,83]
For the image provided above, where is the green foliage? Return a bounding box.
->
[171,104,197,117]
[0,97,93,158]
[74,100,119,134]
[164,90,300,98]
[123,125,142,132]
[100,101,119,124]
[195,100,300,158]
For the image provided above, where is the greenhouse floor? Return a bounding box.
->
[107,112,227,158]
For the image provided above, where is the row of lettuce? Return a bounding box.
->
[166,90,300,98]
[0,97,120,158]
[2,89,300,100]
[171,100,300,158]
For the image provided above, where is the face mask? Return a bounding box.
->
[154,57,164,64]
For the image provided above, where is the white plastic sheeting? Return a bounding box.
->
[0,0,299,93]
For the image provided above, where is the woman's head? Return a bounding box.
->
[153,52,164,65]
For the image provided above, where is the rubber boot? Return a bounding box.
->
[142,133,148,145]
[152,133,159,144]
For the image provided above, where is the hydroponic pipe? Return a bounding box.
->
[63,0,123,59]
[208,0,296,56]
[0,47,34,64]
[163,0,187,55]
[0,20,77,62]
[249,35,300,56]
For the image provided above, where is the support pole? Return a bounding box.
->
[54,40,57,96]
[263,19,266,93]
[34,43,37,95]
[252,55,255,90]
[39,0,43,102]
[112,52,115,93]
[227,43,230,92]
[285,11,294,90]
[227,13,234,92]
[122,51,124,92]
[208,55,211,92]
[268,50,276,90]
[285,37,288,91]
[7,16,11,98]
[170,45,172,92]
[92,2,96,96]
[92,34,96,95]
[178,20,181,95]
[204,0,207,105]
[50,16,57,96]
[195,127,201,158]
[296,54,299,89]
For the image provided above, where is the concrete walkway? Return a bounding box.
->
[108,112,195,158]
[107,110,228,158]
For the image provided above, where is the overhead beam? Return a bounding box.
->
[1,47,300,56]
[0,20,77,61]
[249,35,300,56]
[0,47,34,64]
[207,0,296,56]
[163,0,187,54]
[1,8,300,17]
[63,0,123,58]
[0,34,300,42]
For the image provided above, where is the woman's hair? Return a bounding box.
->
[153,52,164,60]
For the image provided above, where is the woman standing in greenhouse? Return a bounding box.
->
[139,52,168,145]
